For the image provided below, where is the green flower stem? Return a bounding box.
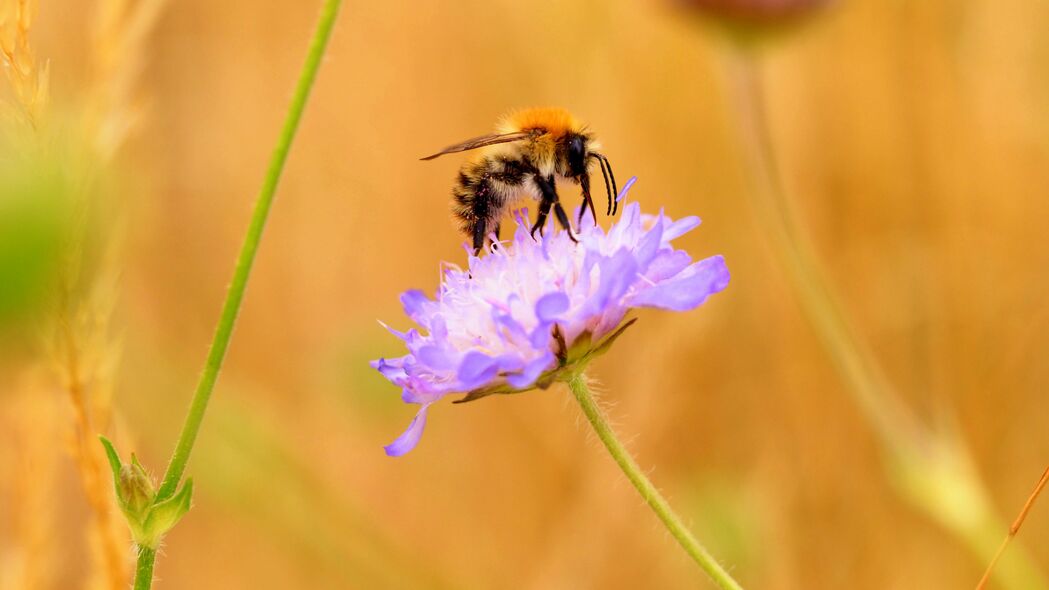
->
[132,0,343,587]
[724,49,1047,589]
[567,373,744,590]
[134,548,156,590]
[154,0,343,502]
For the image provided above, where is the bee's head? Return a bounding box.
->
[563,132,589,178]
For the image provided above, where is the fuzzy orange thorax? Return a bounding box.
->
[497,107,582,139]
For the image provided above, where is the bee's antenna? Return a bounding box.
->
[600,154,619,216]
[591,153,614,217]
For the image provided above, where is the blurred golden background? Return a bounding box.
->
[1,0,1048,588]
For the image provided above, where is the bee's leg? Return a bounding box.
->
[553,202,578,244]
[533,174,578,242]
[577,172,597,226]
[471,219,487,255]
[468,175,495,255]
[531,199,552,239]
[489,223,503,250]
[531,174,559,239]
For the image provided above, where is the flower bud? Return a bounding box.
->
[118,454,155,524]
[100,436,194,549]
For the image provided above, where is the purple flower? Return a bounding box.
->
[372,178,730,456]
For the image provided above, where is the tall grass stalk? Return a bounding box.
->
[55,292,129,589]
[131,0,343,586]
[88,0,167,159]
[58,0,168,585]
[1,0,150,586]
[4,391,61,590]
[723,49,1047,589]
[59,0,169,580]
[0,0,49,128]
[977,466,1049,590]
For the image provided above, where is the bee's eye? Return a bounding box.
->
[569,136,585,157]
[567,135,587,175]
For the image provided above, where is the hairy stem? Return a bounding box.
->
[154,0,343,502]
[567,373,744,590]
[132,0,343,587]
[134,548,156,590]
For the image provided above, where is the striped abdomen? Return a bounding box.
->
[451,155,533,250]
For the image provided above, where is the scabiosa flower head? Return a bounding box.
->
[674,0,831,21]
[669,0,835,41]
[372,178,730,456]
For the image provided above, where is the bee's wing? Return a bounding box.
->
[420,131,533,161]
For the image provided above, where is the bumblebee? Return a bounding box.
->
[422,107,618,253]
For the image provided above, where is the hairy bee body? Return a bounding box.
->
[423,107,617,254]
[451,154,530,239]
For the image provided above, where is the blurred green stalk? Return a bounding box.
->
[132,0,343,587]
[200,394,461,590]
[723,49,1047,589]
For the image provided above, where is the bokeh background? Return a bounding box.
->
[1,0,1048,588]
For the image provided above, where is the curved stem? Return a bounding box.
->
[133,548,156,590]
[723,49,1047,589]
[725,50,919,452]
[132,0,343,587]
[567,373,744,590]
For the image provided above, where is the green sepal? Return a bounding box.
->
[139,478,193,549]
[587,317,637,359]
[99,436,123,492]
[96,436,194,549]
[451,318,639,404]
[564,330,593,362]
